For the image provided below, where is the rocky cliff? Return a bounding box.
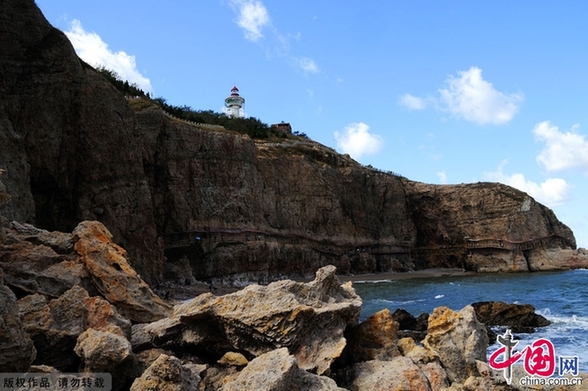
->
[0,0,583,286]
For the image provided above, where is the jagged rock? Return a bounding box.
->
[0,266,36,371]
[422,306,489,383]
[74,328,140,391]
[222,348,346,391]
[342,308,400,363]
[18,286,86,370]
[132,265,361,375]
[17,284,131,370]
[129,354,201,391]
[347,357,435,391]
[84,294,132,339]
[472,301,550,333]
[73,221,171,323]
[0,224,90,298]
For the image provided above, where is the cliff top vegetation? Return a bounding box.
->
[96,66,309,141]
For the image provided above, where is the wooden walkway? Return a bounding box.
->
[163,229,571,257]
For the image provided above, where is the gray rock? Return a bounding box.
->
[132,265,361,375]
[222,348,346,391]
[0,266,36,371]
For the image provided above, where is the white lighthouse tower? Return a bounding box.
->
[224,86,245,118]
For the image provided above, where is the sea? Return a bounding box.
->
[353,269,588,370]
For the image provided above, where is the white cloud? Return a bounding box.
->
[401,67,523,125]
[228,1,319,75]
[483,161,571,207]
[534,121,588,173]
[230,0,270,42]
[334,122,384,160]
[439,67,523,125]
[437,171,448,184]
[399,94,427,110]
[298,57,319,74]
[65,20,152,93]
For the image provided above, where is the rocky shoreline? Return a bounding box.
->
[1,218,585,390]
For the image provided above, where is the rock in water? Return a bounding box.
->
[0,266,36,371]
[132,265,361,375]
[73,221,171,323]
[422,305,488,383]
[472,301,550,333]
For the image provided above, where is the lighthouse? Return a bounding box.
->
[224,86,245,118]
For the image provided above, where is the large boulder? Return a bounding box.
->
[17,284,131,370]
[222,348,346,391]
[73,221,171,323]
[422,306,489,383]
[75,328,140,391]
[0,266,36,371]
[130,354,202,391]
[472,301,550,333]
[132,265,361,375]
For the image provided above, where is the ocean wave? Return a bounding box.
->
[374,298,425,305]
[434,294,445,299]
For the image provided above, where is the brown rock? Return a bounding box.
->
[18,284,131,370]
[423,306,489,383]
[75,328,140,391]
[218,351,249,367]
[472,301,550,333]
[73,221,171,323]
[129,354,201,391]
[0,266,36,371]
[132,265,361,375]
[343,308,400,363]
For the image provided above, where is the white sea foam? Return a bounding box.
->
[435,294,445,299]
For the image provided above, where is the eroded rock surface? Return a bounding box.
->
[423,306,489,383]
[0,266,36,372]
[222,348,346,391]
[130,354,201,391]
[133,265,361,375]
[73,221,171,323]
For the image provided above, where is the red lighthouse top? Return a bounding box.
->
[231,86,240,96]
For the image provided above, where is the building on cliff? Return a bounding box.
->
[224,86,245,118]
[271,121,292,135]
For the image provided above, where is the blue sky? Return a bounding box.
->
[36,0,588,247]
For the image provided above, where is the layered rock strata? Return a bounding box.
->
[1,0,586,287]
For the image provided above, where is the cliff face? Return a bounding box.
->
[0,0,162,282]
[0,0,580,285]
